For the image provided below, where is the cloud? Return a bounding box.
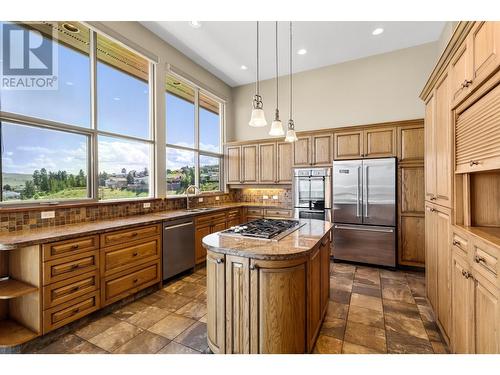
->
[98,139,150,174]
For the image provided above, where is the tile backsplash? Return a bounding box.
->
[233,188,292,206]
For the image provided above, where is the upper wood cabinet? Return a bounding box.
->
[276,141,293,183]
[258,143,276,183]
[241,144,258,183]
[294,134,333,167]
[469,22,500,94]
[450,41,470,105]
[226,146,241,184]
[334,127,396,160]
[425,72,453,208]
[398,125,424,163]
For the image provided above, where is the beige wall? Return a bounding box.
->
[230,42,439,142]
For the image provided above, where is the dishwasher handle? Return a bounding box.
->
[164,222,194,231]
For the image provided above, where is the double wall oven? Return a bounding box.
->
[293,168,332,222]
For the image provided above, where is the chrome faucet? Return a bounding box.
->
[185,185,201,210]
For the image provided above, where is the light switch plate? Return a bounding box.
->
[198,197,204,203]
[272,195,279,200]
[263,195,269,200]
[215,196,220,201]
[41,211,55,219]
[143,202,151,208]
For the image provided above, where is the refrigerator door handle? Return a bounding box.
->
[363,164,369,218]
[356,166,361,217]
[334,224,394,233]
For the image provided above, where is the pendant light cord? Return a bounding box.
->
[275,21,279,109]
[256,21,260,96]
[289,21,293,121]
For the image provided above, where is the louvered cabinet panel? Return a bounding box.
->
[456,83,500,173]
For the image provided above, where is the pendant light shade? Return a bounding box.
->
[269,21,284,136]
[249,21,268,128]
[285,21,297,143]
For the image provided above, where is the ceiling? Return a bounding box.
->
[141,21,446,87]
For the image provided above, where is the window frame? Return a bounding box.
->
[0,22,156,206]
[165,72,225,197]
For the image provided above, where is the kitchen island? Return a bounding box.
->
[202,218,333,354]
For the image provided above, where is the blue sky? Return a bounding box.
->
[1,26,220,176]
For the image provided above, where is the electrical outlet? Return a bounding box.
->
[215,196,220,201]
[41,211,55,219]
[198,197,204,203]
[143,202,151,208]
[263,195,269,200]
[272,195,279,200]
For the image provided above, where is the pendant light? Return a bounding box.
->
[285,21,298,143]
[249,21,267,127]
[269,21,284,136]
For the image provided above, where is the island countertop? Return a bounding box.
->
[202,218,333,260]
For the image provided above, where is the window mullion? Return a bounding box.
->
[90,29,98,201]
[194,88,200,188]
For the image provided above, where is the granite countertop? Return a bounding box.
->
[0,202,292,250]
[202,219,333,260]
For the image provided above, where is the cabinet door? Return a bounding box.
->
[242,144,258,183]
[436,207,452,341]
[398,125,424,163]
[334,130,363,160]
[400,166,425,214]
[277,142,293,183]
[474,272,500,353]
[424,94,436,201]
[451,252,474,354]
[425,205,438,311]
[207,252,226,353]
[399,216,425,266]
[249,258,307,354]
[312,133,333,166]
[226,146,241,184]
[194,224,211,265]
[320,237,330,315]
[364,127,396,158]
[308,247,321,352]
[225,255,250,354]
[434,73,452,208]
[258,143,276,183]
[450,41,471,105]
[469,22,500,92]
[212,220,226,233]
[293,137,311,166]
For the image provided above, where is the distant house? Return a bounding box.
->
[105,177,128,189]
[166,173,182,192]
[2,191,21,200]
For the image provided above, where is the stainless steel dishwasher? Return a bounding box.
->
[163,218,195,280]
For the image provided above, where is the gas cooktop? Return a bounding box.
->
[220,218,304,241]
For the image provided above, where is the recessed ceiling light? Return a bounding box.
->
[240,65,248,70]
[372,28,384,36]
[189,21,202,29]
[297,48,307,55]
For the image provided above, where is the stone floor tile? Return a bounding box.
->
[431,341,449,354]
[406,276,426,298]
[181,273,204,283]
[325,301,349,321]
[383,299,421,320]
[148,313,196,340]
[36,334,85,354]
[417,303,435,323]
[194,267,207,276]
[126,305,171,329]
[350,293,383,312]
[138,293,165,307]
[113,331,170,354]
[174,321,208,352]
[386,330,433,354]
[163,280,188,294]
[344,321,387,353]
[351,282,381,297]
[384,313,428,340]
[330,276,353,292]
[330,288,351,304]
[198,314,207,323]
[382,284,415,304]
[380,269,406,280]
[348,305,384,329]
[195,276,207,286]
[422,320,443,342]
[157,341,200,354]
[342,341,383,354]
[89,321,142,352]
[319,318,346,340]
[312,335,343,354]
[68,341,108,354]
[175,282,206,299]
[74,314,122,340]
[152,292,192,312]
[175,300,207,320]
[354,273,380,287]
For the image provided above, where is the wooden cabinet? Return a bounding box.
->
[276,141,293,183]
[334,127,396,160]
[294,134,333,167]
[242,144,258,183]
[206,251,226,354]
[450,41,470,104]
[425,204,438,311]
[258,143,276,183]
[195,213,227,265]
[42,235,99,262]
[398,125,424,163]
[226,146,241,184]
[473,271,500,353]
[308,247,321,352]
[334,130,363,159]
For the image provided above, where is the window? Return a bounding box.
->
[165,75,224,195]
[0,22,154,204]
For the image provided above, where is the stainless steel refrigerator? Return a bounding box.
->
[332,157,396,267]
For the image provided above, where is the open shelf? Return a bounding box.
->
[0,278,38,300]
[0,319,38,347]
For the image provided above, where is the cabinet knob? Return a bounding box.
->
[216,258,224,264]
[250,264,259,270]
[452,240,462,249]
[474,255,486,264]
[464,79,473,87]
[430,196,437,201]
[469,160,479,167]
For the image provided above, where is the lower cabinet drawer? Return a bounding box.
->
[472,240,498,285]
[43,250,99,286]
[102,237,160,276]
[264,208,291,218]
[43,291,100,333]
[43,270,100,310]
[246,208,263,216]
[102,261,161,306]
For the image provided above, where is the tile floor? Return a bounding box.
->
[31,262,449,354]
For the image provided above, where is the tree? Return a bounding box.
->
[3,184,11,191]
[32,170,41,189]
[77,169,86,187]
[127,171,135,185]
[121,168,127,175]
[21,181,35,199]
[40,168,49,192]
[98,171,108,187]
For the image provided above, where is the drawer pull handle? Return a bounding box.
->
[71,244,79,250]
[469,160,479,167]
[452,240,463,249]
[71,264,80,270]
[70,286,80,293]
[463,79,473,87]
[462,270,473,279]
[430,196,437,201]
[216,258,224,264]
[132,252,139,257]
[474,255,486,264]
[72,308,81,315]
[131,232,139,237]
[133,278,139,283]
